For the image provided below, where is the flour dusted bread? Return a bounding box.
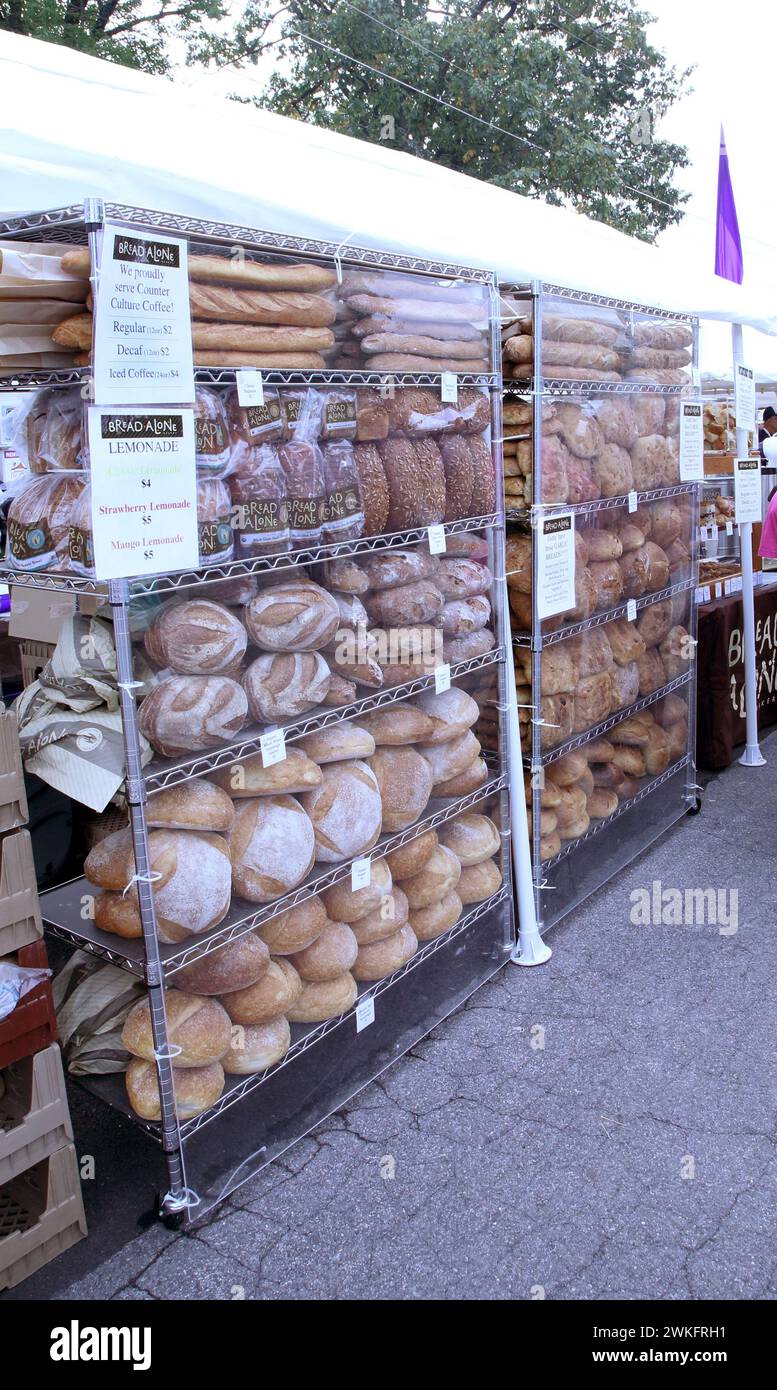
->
[457,858,502,903]
[146,779,235,833]
[418,730,481,785]
[350,887,409,945]
[255,895,326,954]
[93,830,232,943]
[229,796,315,902]
[144,601,247,674]
[126,1058,224,1121]
[402,845,461,909]
[352,924,418,981]
[244,580,340,651]
[358,703,434,745]
[242,651,331,722]
[122,990,232,1067]
[173,933,270,995]
[434,756,488,797]
[301,759,382,863]
[139,676,248,757]
[366,578,444,628]
[438,813,499,866]
[411,890,463,941]
[222,1016,291,1074]
[362,548,440,590]
[296,721,375,764]
[221,957,302,1023]
[415,687,479,742]
[322,858,392,922]
[84,827,134,890]
[211,747,322,797]
[286,972,358,1022]
[368,746,434,832]
[290,920,358,982]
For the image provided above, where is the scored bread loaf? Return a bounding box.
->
[138,676,248,758]
[146,779,235,833]
[286,972,358,1022]
[438,814,500,866]
[414,687,480,742]
[222,1016,291,1075]
[255,896,326,954]
[92,830,232,943]
[352,924,418,981]
[411,890,463,941]
[322,858,392,922]
[350,887,409,945]
[301,759,383,863]
[418,730,481,785]
[402,845,461,909]
[126,1058,224,1121]
[190,282,335,326]
[358,703,434,745]
[173,933,270,995]
[244,580,340,651]
[362,549,440,590]
[122,990,232,1067]
[289,920,358,982]
[385,828,438,879]
[210,747,322,798]
[220,956,303,1024]
[434,756,489,797]
[368,746,434,832]
[296,721,375,765]
[143,601,247,675]
[241,651,331,722]
[229,796,315,902]
[366,579,445,628]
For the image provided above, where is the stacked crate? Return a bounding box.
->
[0,708,85,1289]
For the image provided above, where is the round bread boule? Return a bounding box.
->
[300,760,382,863]
[438,813,500,866]
[411,890,463,942]
[418,730,481,786]
[146,779,235,833]
[434,757,488,798]
[368,746,434,832]
[222,1016,290,1075]
[358,703,434,745]
[138,675,248,758]
[286,971,358,1023]
[210,747,322,798]
[173,933,270,995]
[229,796,315,903]
[321,858,392,922]
[84,826,134,890]
[255,895,326,954]
[402,845,461,909]
[121,991,232,1068]
[414,687,480,743]
[457,858,503,904]
[144,599,247,675]
[244,579,340,651]
[242,651,332,723]
[94,890,142,939]
[221,957,302,1024]
[352,923,418,981]
[586,788,619,819]
[289,920,358,982]
[351,887,409,945]
[384,829,438,880]
[296,721,375,765]
[126,1058,224,1121]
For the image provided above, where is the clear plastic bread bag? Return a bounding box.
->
[226,439,291,557]
[278,387,326,546]
[197,476,234,567]
[6,471,86,571]
[194,386,231,477]
[321,438,365,543]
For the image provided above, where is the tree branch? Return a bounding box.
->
[104,6,191,38]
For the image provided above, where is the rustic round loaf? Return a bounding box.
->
[362,548,440,590]
[434,756,489,797]
[438,813,500,866]
[457,858,502,904]
[221,956,302,1023]
[138,676,248,757]
[173,933,270,996]
[97,831,231,943]
[402,845,461,909]
[210,747,322,798]
[146,779,235,833]
[350,887,409,945]
[289,920,358,982]
[366,579,445,628]
[286,971,358,1023]
[296,721,375,765]
[353,442,390,536]
[418,730,481,785]
[126,1058,224,1121]
[368,746,434,832]
[244,580,340,651]
[222,1016,290,1075]
[143,600,247,675]
[255,896,326,954]
[242,651,331,722]
[586,788,619,819]
[84,826,134,890]
[300,759,382,863]
[94,890,143,938]
[358,703,434,745]
[352,923,417,981]
[443,629,496,664]
[415,687,480,743]
[229,795,315,902]
[439,436,476,521]
[122,990,232,1068]
[434,559,491,601]
[321,858,392,922]
[384,828,438,879]
[411,890,463,941]
[441,595,491,637]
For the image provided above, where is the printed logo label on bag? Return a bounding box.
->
[113,233,180,268]
[50,1320,151,1370]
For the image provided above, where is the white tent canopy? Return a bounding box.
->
[1,32,775,345]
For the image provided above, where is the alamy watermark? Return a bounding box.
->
[629,880,738,935]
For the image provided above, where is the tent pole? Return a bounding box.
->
[732,323,766,767]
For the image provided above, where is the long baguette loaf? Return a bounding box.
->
[351,314,483,341]
[60,246,336,291]
[60,247,91,276]
[366,353,490,372]
[360,332,485,359]
[190,283,335,327]
[346,294,482,325]
[193,350,326,367]
[338,270,484,302]
[191,322,334,351]
[51,312,93,349]
[510,362,621,381]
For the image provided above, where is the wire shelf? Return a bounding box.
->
[0,366,499,392]
[522,670,693,768]
[511,577,695,649]
[502,281,695,323]
[505,483,697,523]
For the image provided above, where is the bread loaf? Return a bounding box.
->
[352,923,418,981]
[93,830,232,944]
[242,650,331,724]
[415,688,479,743]
[366,578,444,628]
[229,796,315,902]
[353,442,390,535]
[244,580,340,651]
[126,1058,224,1121]
[139,676,247,757]
[289,920,358,982]
[84,826,134,890]
[144,780,234,836]
[439,437,476,521]
[173,933,270,995]
[301,759,382,863]
[434,756,488,797]
[358,703,434,746]
[144,601,247,675]
[368,746,434,832]
[211,747,322,798]
[458,858,502,903]
[402,845,461,909]
[322,858,392,922]
[221,956,303,1024]
[286,972,358,1022]
[222,1016,291,1074]
[255,896,326,954]
[438,814,499,866]
[434,559,491,601]
[190,282,335,326]
[418,730,481,785]
[7,472,84,571]
[350,887,409,945]
[411,890,463,941]
[122,991,231,1067]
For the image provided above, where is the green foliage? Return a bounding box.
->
[0,0,231,75]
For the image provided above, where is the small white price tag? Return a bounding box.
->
[351,857,372,891]
[260,728,286,767]
[434,663,451,693]
[440,371,458,403]
[427,524,446,555]
[355,995,375,1033]
[628,491,638,513]
[715,582,723,598]
[626,599,637,622]
[733,576,743,593]
[726,520,734,536]
[703,585,712,603]
[724,579,732,595]
[236,368,264,407]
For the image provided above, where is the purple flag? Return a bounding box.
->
[715,126,743,284]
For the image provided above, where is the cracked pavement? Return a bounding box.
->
[8,732,777,1301]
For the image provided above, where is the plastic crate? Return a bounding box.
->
[0,1044,72,1186]
[0,709,28,833]
[0,829,42,956]
[0,1143,87,1290]
[0,940,56,1069]
[19,639,54,691]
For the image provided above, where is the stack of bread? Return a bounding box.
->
[501,300,692,387]
[0,239,90,370]
[525,690,689,860]
[502,393,682,513]
[703,402,735,452]
[506,495,692,636]
[699,491,735,528]
[333,270,491,372]
[514,595,692,754]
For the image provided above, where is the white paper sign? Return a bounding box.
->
[734,457,762,525]
[626,599,637,622]
[87,407,198,580]
[351,858,372,891]
[260,728,287,768]
[628,491,638,513]
[735,363,756,433]
[355,996,375,1033]
[434,663,451,693]
[440,372,458,403]
[726,520,734,536]
[537,513,576,619]
[93,223,194,405]
[236,368,264,407]
[679,400,704,481]
[427,524,446,555]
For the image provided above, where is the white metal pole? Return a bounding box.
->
[732,323,766,766]
[505,653,551,966]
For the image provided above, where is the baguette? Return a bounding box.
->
[191,322,334,351]
[193,350,326,367]
[346,294,482,324]
[190,283,335,327]
[338,271,484,302]
[51,312,93,350]
[361,333,485,360]
[366,354,490,372]
[352,314,483,341]
[189,254,336,289]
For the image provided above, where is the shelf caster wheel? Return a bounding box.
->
[155,1192,188,1230]
[687,795,703,816]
